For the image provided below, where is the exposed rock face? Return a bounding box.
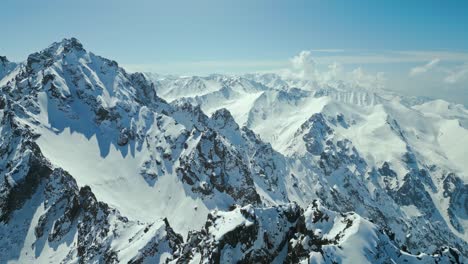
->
[0,106,51,223]
[443,173,468,233]
[177,129,261,205]
[301,113,333,156]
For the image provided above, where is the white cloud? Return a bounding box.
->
[409,58,440,76]
[321,62,343,83]
[349,67,386,89]
[283,50,385,89]
[289,50,318,80]
[444,63,468,84]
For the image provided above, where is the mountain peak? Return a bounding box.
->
[211,108,240,131]
[48,37,85,55]
[25,37,86,73]
[0,56,17,80]
[0,56,9,65]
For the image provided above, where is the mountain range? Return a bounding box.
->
[0,38,466,263]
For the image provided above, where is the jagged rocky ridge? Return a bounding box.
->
[0,38,466,263]
[176,201,463,263]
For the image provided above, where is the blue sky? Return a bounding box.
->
[2,0,468,104]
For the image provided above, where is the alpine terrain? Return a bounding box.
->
[0,38,466,263]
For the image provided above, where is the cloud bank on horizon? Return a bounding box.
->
[276,50,386,91]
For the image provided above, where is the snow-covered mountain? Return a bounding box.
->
[0,38,466,263]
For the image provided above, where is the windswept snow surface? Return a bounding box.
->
[36,127,210,236]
